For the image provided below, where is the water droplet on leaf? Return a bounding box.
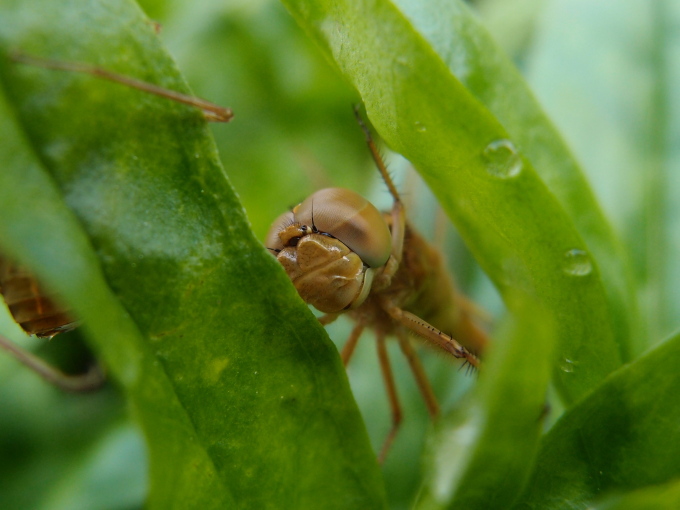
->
[563,249,592,276]
[560,358,575,373]
[482,139,522,178]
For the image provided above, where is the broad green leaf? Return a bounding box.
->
[0,0,387,509]
[0,80,222,509]
[513,330,680,509]
[416,295,555,509]
[526,0,680,350]
[278,0,622,403]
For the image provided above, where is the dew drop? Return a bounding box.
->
[563,249,593,276]
[560,358,575,373]
[414,121,427,132]
[482,139,523,178]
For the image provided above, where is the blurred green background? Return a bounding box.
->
[1,0,677,508]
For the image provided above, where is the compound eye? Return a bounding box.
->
[295,188,392,268]
[265,211,296,252]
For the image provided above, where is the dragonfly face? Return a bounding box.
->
[266,187,391,313]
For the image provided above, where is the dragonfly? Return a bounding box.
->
[266,107,488,462]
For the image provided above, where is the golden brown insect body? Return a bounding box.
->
[266,109,487,462]
[0,256,77,338]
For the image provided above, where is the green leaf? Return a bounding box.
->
[0,0,386,508]
[416,294,555,509]
[513,330,680,509]
[392,0,636,365]
[526,0,679,350]
[279,0,625,403]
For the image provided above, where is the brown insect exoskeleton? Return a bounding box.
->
[0,256,79,338]
[0,255,106,392]
[0,52,233,391]
[266,107,488,462]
